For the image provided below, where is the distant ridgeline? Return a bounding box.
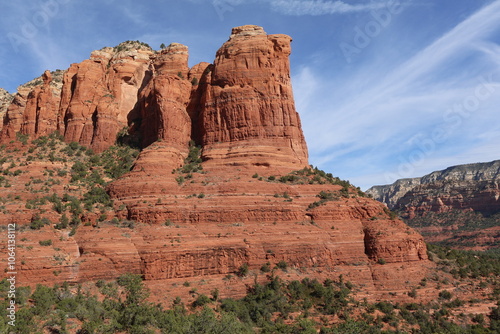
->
[367,160,500,249]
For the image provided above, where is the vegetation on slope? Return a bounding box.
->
[2,132,500,333]
[0,132,139,234]
[404,211,500,250]
[1,253,499,334]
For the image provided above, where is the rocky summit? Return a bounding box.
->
[0,26,431,302]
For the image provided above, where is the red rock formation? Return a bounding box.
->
[367,160,500,249]
[0,88,13,132]
[187,62,211,143]
[139,43,191,149]
[8,174,430,297]
[105,27,430,296]
[0,26,432,302]
[1,70,64,142]
[1,71,60,141]
[0,87,31,140]
[60,45,152,152]
[399,180,500,218]
[20,71,60,137]
[367,160,500,217]
[199,25,309,170]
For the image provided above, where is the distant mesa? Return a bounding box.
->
[366,160,500,217]
[366,160,500,250]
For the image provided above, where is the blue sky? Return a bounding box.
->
[1,0,500,189]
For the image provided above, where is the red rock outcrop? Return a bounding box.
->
[105,26,430,296]
[187,62,211,143]
[1,70,64,141]
[8,172,430,298]
[398,180,500,218]
[0,87,31,140]
[139,43,191,150]
[0,26,432,302]
[0,88,13,132]
[60,44,152,152]
[199,25,308,170]
[20,71,60,137]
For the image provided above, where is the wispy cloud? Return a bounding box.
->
[270,0,386,15]
[297,0,500,188]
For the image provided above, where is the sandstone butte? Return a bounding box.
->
[0,25,432,303]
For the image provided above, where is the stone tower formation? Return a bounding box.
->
[1,25,309,171]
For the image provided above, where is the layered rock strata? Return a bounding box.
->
[60,45,152,152]
[1,70,64,140]
[367,161,500,249]
[199,25,309,170]
[367,160,500,217]
[0,26,432,299]
[0,88,13,132]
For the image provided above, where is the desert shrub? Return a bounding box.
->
[83,186,112,209]
[176,176,185,185]
[30,215,51,230]
[178,141,203,174]
[237,263,249,277]
[260,262,271,273]
[39,239,52,246]
[55,214,69,230]
[16,132,29,145]
[276,260,288,270]
[31,284,56,316]
[117,273,149,305]
[70,161,88,182]
[192,294,212,308]
[438,290,452,300]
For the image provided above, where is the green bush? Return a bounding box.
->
[260,262,271,273]
[276,260,288,270]
[16,132,29,145]
[83,186,112,209]
[438,290,452,300]
[2,272,498,333]
[39,239,52,246]
[192,294,212,308]
[55,214,69,230]
[30,215,51,230]
[70,161,87,182]
[237,263,249,277]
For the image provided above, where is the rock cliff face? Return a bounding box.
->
[0,88,13,132]
[367,160,500,249]
[136,43,192,170]
[101,26,429,295]
[0,70,64,140]
[199,25,308,170]
[20,71,61,138]
[60,43,152,152]
[0,26,431,300]
[0,87,30,139]
[366,160,500,216]
[367,178,422,209]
